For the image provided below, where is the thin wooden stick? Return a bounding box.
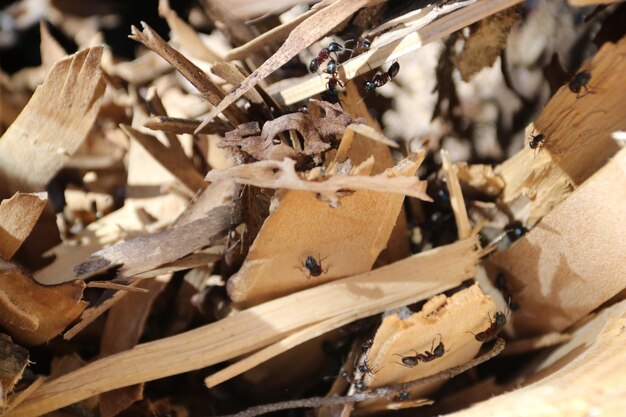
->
[441,149,472,239]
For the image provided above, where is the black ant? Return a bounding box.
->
[321,59,344,104]
[300,255,328,279]
[340,370,367,392]
[357,360,378,376]
[495,273,520,311]
[469,311,507,343]
[568,71,592,97]
[364,62,400,93]
[528,132,545,150]
[394,335,445,367]
[309,42,344,73]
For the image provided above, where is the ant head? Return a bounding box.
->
[364,80,376,92]
[388,61,400,78]
[304,256,317,269]
[355,381,367,391]
[361,38,371,49]
[328,42,343,53]
[325,59,337,74]
[494,311,507,328]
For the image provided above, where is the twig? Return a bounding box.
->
[218,338,505,417]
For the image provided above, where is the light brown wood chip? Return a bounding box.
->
[0,47,106,196]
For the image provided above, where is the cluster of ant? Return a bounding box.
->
[528,70,593,151]
[308,38,400,103]
[335,309,507,399]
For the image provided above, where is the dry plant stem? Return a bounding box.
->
[158,0,221,62]
[0,47,105,195]
[85,282,149,293]
[225,9,316,61]
[4,377,45,415]
[8,237,479,417]
[277,0,522,104]
[211,63,264,104]
[496,36,626,226]
[441,150,472,239]
[129,22,245,125]
[145,88,186,157]
[218,339,506,417]
[205,155,432,202]
[195,0,381,132]
[143,116,229,135]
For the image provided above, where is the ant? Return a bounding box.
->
[321,59,344,104]
[357,360,378,376]
[469,311,507,343]
[495,273,520,311]
[528,132,545,150]
[309,42,344,73]
[568,71,592,97]
[340,370,367,392]
[300,255,329,279]
[364,62,400,93]
[394,335,445,368]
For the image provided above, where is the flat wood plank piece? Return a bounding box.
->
[225,154,425,306]
[0,47,105,196]
[497,36,626,226]
[0,193,47,259]
[7,237,479,417]
[489,147,626,336]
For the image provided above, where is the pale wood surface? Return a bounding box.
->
[496,36,626,226]
[0,48,106,196]
[7,237,479,417]
[444,308,626,417]
[0,193,47,260]
[489,148,626,336]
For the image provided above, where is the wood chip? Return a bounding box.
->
[0,47,105,195]
[74,204,232,280]
[489,147,626,336]
[0,258,86,345]
[8,237,480,417]
[0,334,29,393]
[0,193,47,260]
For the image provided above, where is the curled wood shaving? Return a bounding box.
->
[129,22,245,125]
[195,0,381,132]
[0,259,86,345]
[0,47,106,195]
[205,154,432,203]
[220,100,358,161]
